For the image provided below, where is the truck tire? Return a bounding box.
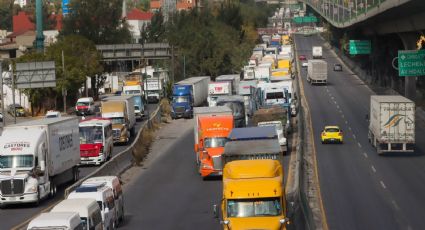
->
[73,167,79,182]
[49,182,57,197]
[35,188,41,206]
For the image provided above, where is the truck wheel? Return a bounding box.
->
[49,183,57,197]
[35,188,41,206]
[73,167,79,182]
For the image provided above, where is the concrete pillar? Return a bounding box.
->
[398,32,421,101]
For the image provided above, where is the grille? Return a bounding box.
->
[175,106,185,113]
[112,129,121,139]
[212,155,222,170]
[0,179,24,195]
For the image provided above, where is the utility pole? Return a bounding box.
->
[0,61,4,126]
[62,50,67,113]
[34,0,44,53]
[12,67,16,124]
[183,55,186,79]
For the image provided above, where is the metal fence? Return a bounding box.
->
[64,104,163,197]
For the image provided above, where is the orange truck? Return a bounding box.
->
[194,106,233,178]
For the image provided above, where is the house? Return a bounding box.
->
[150,0,162,12]
[126,8,154,43]
[177,0,195,11]
[13,11,35,34]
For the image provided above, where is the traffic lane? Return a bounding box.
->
[78,103,159,177]
[120,119,222,230]
[315,36,425,229]
[298,64,397,229]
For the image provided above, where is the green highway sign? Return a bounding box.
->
[398,49,425,77]
[349,40,371,55]
[293,16,318,23]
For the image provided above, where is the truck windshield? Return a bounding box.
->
[76,101,89,106]
[227,198,282,217]
[0,155,33,169]
[110,117,125,125]
[204,137,227,148]
[266,92,284,100]
[173,96,189,103]
[124,90,141,95]
[216,101,244,119]
[79,126,103,144]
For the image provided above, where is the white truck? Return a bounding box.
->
[144,77,164,103]
[312,46,323,59]
[102,95,136,136]
[255,64,272,82]
[215,74,240,95]
[208,82,232,107]
[368,95,415,154]
[0,117,80,207]
[243,65,255,80]
[307,60,327,85]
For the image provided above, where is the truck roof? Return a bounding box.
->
[216,95,244,103]
[194,106,232,115]
[228,126,277,140]
[223,139,281,156]
[7,116,77,127]
[224,177,282,199]
[371,95,413,103]
[199,115,233,133]
[223,159,281,179]
[216,74,240,81]
[102,95,134,101]
[176,76,210,85]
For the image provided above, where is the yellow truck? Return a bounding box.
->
[216,159,288,230]
[101,100,131,144]
[214,126,289,230]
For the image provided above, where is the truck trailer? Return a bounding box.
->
[307,60,327,85]
[368,95,415,154]
[172,76,210,119]
[208,82,232,107]
[0,117,80,206]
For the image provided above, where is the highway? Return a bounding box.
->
[295,34,425,230]
[118,117,294,229]
[0,103,158,230]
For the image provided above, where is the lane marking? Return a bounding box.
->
[348,127,352,131]
[358,142,362,148]
[380,181,387,189]
[341,114,345,118]
[336,105,340,109]
[391,200,400,211]
[371,165,376,173]
[363,152,368,158]
[345,120,348,124]
[353,134,356,139]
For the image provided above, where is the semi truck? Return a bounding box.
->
[216,95,246,128]
[216,159,288,230]
[171,76,210,119]
[312,46,323,59]
[193,106,233,178]
[101,96,136,144]
[0,117,80,207]
[215,74,241,95]
[122,85,145,121]
[208,82,232,107]
[368,95,415,154]
[144,77,164,103]
[307,60,327,85]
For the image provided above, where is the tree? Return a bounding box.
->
[16,35,103,114]
[0,0,21,30]
[61,0,132,44]
[145,11,165,42]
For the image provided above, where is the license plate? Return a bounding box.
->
[82,157,89,160]
[9,197,16,201]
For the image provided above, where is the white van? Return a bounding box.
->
[27,212,83,230]
[83,176,124,225]
[79,118,114,165]
[51,198,103,230]
[76,97,96,116]
[68,184,116,230]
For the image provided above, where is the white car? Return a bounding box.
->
[302,62,308,67]
[45,110,61,118]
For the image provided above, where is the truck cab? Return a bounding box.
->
[172,85,193,119]
[79,118,114,165]
[217,159,288,230]
[75,97,95,116]
[101,101,130,144]
[196,115,234,178]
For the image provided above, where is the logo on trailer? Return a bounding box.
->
[4,142,30,151]
[383,114,414,128]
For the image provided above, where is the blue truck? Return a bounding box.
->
[171,76,210,119]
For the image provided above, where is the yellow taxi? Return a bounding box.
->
[321,126,343,144]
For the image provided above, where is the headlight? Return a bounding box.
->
[25,184,37,193]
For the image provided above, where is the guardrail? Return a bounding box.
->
[64,104,163,197]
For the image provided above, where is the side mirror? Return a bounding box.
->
[213,204,218,219]
[194,144,199,152]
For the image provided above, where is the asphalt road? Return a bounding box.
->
[0,103,159,230]
[295,34,425,230]
[118,116,294,229]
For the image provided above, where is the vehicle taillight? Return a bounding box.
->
[338,132,343,136]
[321,132,326,136]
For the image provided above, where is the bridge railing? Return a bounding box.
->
[300,0,389,27]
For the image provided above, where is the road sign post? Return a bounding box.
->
[398,49,425,77]
[349,40,371,55]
